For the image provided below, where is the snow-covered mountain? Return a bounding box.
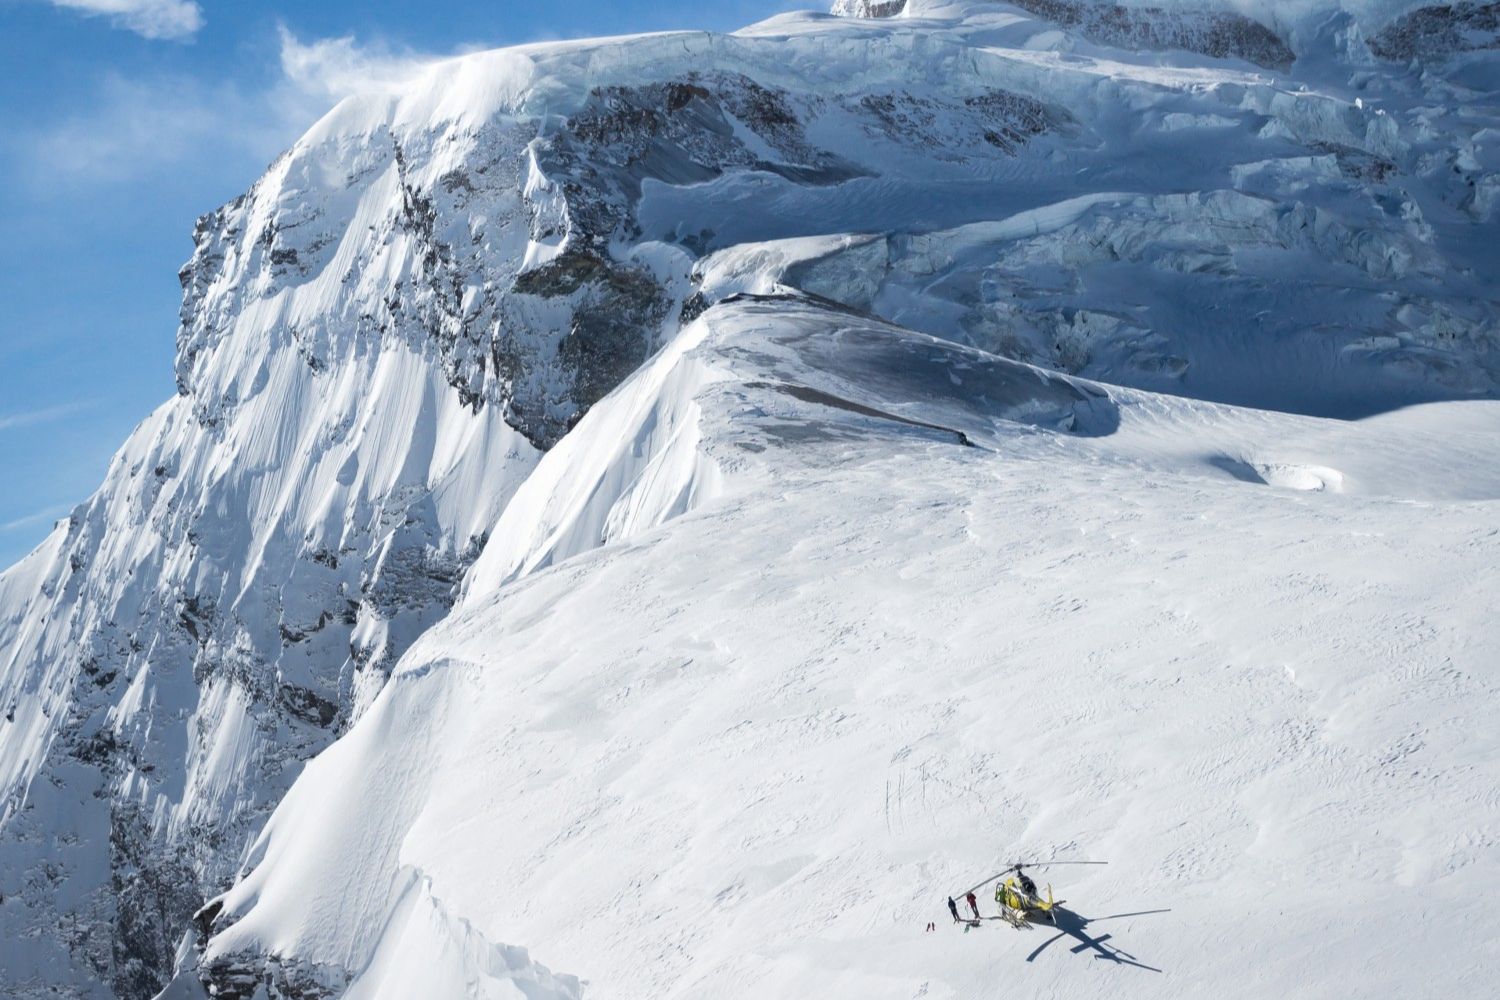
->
[2,2,1497,998]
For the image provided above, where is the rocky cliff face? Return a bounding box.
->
[1369,1,1500,61]
[1006,0,1295,67]
[3,2,1499,998]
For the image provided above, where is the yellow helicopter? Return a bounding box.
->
[963,860,1107,928]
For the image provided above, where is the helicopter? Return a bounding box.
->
[960,860,1107,929]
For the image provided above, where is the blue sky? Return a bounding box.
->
[0,0,806,568]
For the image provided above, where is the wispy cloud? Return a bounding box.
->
[0,402,91,433]
[19,73,265,186]
[46,0,203,40]
[14,28,454,190]
[1,504,73,532]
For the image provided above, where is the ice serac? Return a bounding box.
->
[2,1,1500,999]
[833,0,910,16]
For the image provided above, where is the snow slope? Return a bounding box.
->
[1,0,1498,997]
[196,295,1500,999]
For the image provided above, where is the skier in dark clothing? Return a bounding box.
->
[1016,866,1038,898]
[965,890,980,919]
[947,896,960,923]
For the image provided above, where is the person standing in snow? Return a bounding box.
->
[965,890,980,919]
[947,896,960,923]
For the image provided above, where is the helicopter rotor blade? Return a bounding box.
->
[961,868,1017,895]
[956,861,1108,897]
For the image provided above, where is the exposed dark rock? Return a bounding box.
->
[1369,2,1500,61]
[81,656,118,689]
[202,955,345,1000]
[277,685,339,729]
[1312,141,1398,183]
[680,291,711,326]
[201,960,261,1000]
[178,595,216,646]
[540,72,864,245]
[111,806,206,1000]
[194,897,224,945]
[483,73,868,446]
[854,89,1070,155]
[511,247,618,299]
[360,545,464,620]
[345,73,867,453]
[560,273,671,418]
[508,248,671,442]
[1010,0,1295,69]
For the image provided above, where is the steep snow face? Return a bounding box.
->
[196,296,1500,1000]
[3,1,1500,998]
[0,240,543,1000]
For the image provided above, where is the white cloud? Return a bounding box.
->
[17,73,275,187]
[12,28,456,190]
[47,0,204,40]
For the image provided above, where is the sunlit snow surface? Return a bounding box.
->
[2,0,1499,997]
[203,296,1500,999]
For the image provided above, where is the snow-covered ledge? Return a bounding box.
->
[832,0,908,17]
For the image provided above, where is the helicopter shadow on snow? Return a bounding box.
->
[1024,905,1171,973]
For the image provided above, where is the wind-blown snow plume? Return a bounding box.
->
[275,27,451,105]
